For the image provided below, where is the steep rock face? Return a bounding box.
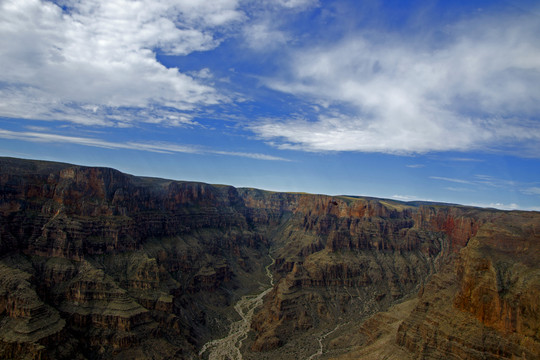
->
[413,206,482,252]
[454,213,540,337]
[396,212,540,359]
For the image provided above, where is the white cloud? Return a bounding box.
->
[391,194,434,202]
[0,128,164,152]
[274,0,317,9]
[390,196,537,211]
[240,0,318,51]
[391,194,540,211]
[212,150,292,161]
[522,187,540,196]
[449,158,484,162]
[0,0,243,126]
[431,174,523,190]
[252,7,540,156]
[473,174,517,188]
[445,187,475,192]
[243,20,290,51]
[430,176,474,185]
[0,128,289,161]
[470,202,522,211]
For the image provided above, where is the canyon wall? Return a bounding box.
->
[395,211,540,359]
[0,157,538,359]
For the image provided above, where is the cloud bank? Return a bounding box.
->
[0,0,244,126]
[252,6,540,156]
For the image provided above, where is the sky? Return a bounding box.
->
[1,0,540,211]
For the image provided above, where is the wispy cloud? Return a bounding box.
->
[212,150,292,161]
[431,174,524,190]
[469,202,522,211]
[0,129,289,161]
[406,164,425,168]
[242,19,290,52]
[241,0,318,52]
[449,158,484,162]
[473,174,517,187]
[466,201,540,211]
[430,176,474,185]
[251,5,540,156]
[521,187,540,196]
[391,196,538,211]
[391,194,539,211]
[391,194,434,202]
[445,187,475,192]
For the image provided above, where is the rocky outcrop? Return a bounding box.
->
[413,206,483,252]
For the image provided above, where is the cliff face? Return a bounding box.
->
[396,211,540,359]
[0,157,538,359]
[245,196,487,354]
[0,158,269,359]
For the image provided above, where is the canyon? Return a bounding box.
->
[0,157,538,359]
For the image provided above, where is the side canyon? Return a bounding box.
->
[0,157,538,359]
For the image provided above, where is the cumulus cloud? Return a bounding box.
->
[0,0,243,126]
[251,7,540,156]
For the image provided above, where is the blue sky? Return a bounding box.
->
[1,0,540,210]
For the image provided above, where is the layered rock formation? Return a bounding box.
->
[0,157,538,359]
[0,158,270,359]
[243,197,485,353]
[396,211,540,359]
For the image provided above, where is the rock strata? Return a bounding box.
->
[396,212,540,359]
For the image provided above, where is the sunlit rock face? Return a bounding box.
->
[0,157,538,359]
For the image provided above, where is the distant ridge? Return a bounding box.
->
[0,156,513,212]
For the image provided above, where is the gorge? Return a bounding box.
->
[0,157,539,359]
